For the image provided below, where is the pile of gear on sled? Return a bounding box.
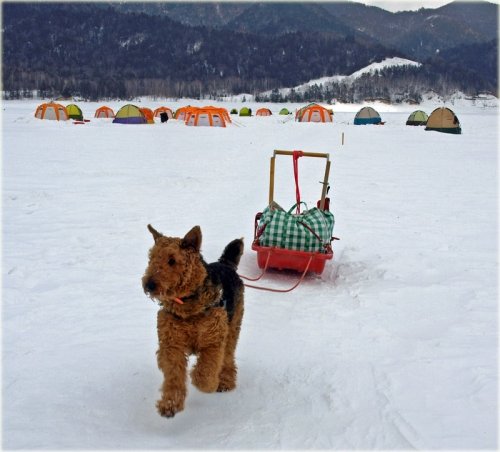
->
[242,150,338,292]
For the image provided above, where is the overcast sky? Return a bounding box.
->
[360,0,462,12]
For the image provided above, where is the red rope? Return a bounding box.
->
[242,255,313,293]
[239,251,271,282]
[292,150,303,214]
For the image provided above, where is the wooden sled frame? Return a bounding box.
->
[269,149,331,210]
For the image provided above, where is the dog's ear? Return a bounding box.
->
[181,226,202,252]
[147,224,163,242]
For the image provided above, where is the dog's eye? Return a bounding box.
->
[168,257,176,266]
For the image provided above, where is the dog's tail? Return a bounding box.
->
[219,238,244,269]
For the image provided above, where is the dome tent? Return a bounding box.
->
[202,106,232,123]
[185,108,227,127]
[113,104,147,124]
[279,108,290,115]
[406,110,428,126]
[296,103,333,123]
[153,107,173,119]
[354,106,381,125]
[66,104,83,121]
[139,107,155,124]
[256,108,272,116]
[239,107,252,117]
[174,106,197,121]
[95,106,114,118]
[34,102,68,121]
[425,107,461,134]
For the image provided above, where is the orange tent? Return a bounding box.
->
[297,104,333,123]
[34,102,69,121]
[185,108,227,127]
[139,107,155,124]
[153,107,173,119]
[174,106,198,121]
[256,108,272,116]
[94,106,115,118]
[201,106,231,123]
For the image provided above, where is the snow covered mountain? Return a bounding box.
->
[348,57,422,80]
[2,2,497,101]
[273,57,423,97]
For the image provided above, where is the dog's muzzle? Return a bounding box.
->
[143,278,157,294]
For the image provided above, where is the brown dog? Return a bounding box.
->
[142,224,244,418]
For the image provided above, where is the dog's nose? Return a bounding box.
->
[144,278,157,293]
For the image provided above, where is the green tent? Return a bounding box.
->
[279,108,290,115]
[406,110,428,126]
[230,108,238,115]
[112,104,147,124]
[239,107,252,116]
[66,103,83,121]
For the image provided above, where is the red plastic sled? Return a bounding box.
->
[252,213,333,275]
[251,150,334,276]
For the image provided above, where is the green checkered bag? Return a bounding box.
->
[258,202,334,253]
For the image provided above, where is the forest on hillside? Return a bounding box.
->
[2,3,498,101]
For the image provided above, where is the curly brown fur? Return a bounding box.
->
[142,224,244,418]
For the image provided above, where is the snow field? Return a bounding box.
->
[2,99,498,449]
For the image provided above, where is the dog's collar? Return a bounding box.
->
[166,294,224,322]
[169,287,223,315]
[171,290,199,305]
[170,272,217,305]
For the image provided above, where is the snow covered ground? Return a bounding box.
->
[2,98,498,449]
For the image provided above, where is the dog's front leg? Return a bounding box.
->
[156,310,188,418]
[190,343,226,393]
[190,309,228,393]
[156,344,188,418]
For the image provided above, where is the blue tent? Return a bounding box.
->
[354,106,382,125]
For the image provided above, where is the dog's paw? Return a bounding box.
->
[217,381,236,392]
[217,366,237,392]
[191,367,219,393]
[156,398,183,418]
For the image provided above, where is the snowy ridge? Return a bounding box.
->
[266,57,422,96]
[349,57,421,79]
